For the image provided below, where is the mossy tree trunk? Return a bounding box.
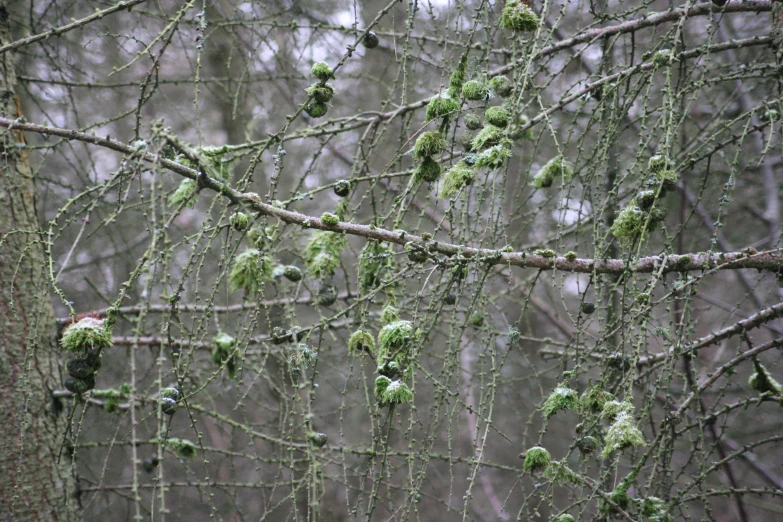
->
[0,2,77,520]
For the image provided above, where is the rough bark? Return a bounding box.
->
[0,2,77,520]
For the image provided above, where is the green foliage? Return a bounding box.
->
[167,438,197,458]
[413,131,446,159]
[348,330,375,356]
[522,446,551,473]
[439,161,475,199]
[500,0,540,32]
[229,248,273,294]
[320,212,339,226]
[485,106,510,127]
[489,75,513,97]
[475,142,512,169]
[425,92,460,122]
[168,179,197,208]
[530,155,574,189]
[61,317,113,352]
[461,79,489,101]
[749,359,783,395]
[382,380,414,404]
[310,61,334,81]
[306,82,335,103]
[305,230,347,280]
[543,386,579,418]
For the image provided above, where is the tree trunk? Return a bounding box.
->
[0,2,77,520]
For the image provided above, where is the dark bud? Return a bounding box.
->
[608,352,632,372]
[334,180,351,198]
[283,265,303,282]
[444,293,456,305]
[64,375,95,394]
[362,31,379,49]
[142,455,159,473]
[636,190,656,210]
[67,358,96,379]
[580,301,596,315]
[407,248,428,264]
[316,284,338,306]
[307,431,328,447]
[270,327,290,345]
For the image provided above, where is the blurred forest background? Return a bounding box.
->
[1,0,783,521]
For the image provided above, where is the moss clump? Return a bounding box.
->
[602,403,646,458]
[448,54,468,96]
[61,317,113,352]
[600,484,631,515]
[464,113,483,130]
[471,124,505,151]
[161,397,178,415]
[648,154,669,173]
[310,61,334,81]
[556,515,575,522]
[485,106,510,128]
[229,248,273,294]
[543,386,579,418]
[375,375,392,400]
[640,497,669,520]
[459,130,475,150]
[534,248,556,258]
[304,102,328,118]
[489,75,513,97]
[168,179,197,208]
[543,460,581,485]
[522,446,551,473]
[610,201,666,244]
[500,0,540,32]
[425,92,460,122]
[652,49,675,67]
[749,359,783,395]
[320,212,339,227]
[405,243,428,264]
[161,387,180,401]
[564,251,577,261]
[283,265,303,282]
[316,283,338,306]
[305,230,347,279]
[334,179,351,197]
[230,212,249,231]
[380,304,401,325]
[358,241,393,290]
[307,431,328,448]
[362,31,379,48]
[580,385,612,413]
[382,380,414,404]
[64,375,95,394]
[413,157,441,184]
[439,161,475,199]
[66,358,97,379]
[348,330,376,356]
[461,79,490,101]
[167,438,197,458]
[530,155,573,189]
[413,131,446,160]
[601,400,629,421]
[576,435,599,454]
[476,142,512,169]
[377,360,400,378]
[212,332,237,379]
[378,320,413,355]
[306,82,335,103]
[636,190,656,210]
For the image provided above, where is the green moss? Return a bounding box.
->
[600,484,631,515]
[641,497,669,520]
[576,435,599,454]
[414,131,446,159]
[534,248,556,258]
[310,61,335,81]
[306,82,335,103]
[749,359,783,395]
[348,330,375,356]
[530,155,573,189]
[64,375,95,394]
[448,54,468,94]
[601,400,629,421]
[283,265,303,282]
[543,386,579,418]
[543,460,581,485]
[307,431,328,448]
[459,130,475,150]
[489,75,513,97]
[378,320,413,356]
[471,124,505,150]
[161,387,180,401]
[523,446,551,473]
[414,157,442,184]
[609,205,647,243]
[380,305,401,325]
[475,142,512,169]
[168,179,197,208]
[321,212,339,226]
[602,404,646,458]
[556,515,575,522]
[66,358,97,379]
[580,385,612,413]
[212,332,237,379]
[485,106,510,127]
[425,92,460,122]
[648,154,669,173]
[305,230,347,279]
[316,283,338,306]
[229,248,273,294]
[636,190,656,210]
[382,380,414,404]
[461,79,489,101]
[500,0,539,32]
[358,241,393,290]
[652,49,675,67]
[334,179,351,197]
[439,161,475,199]
[230,212,249,231]
[375,375,392,401]
[61,317,113,352]
[247,226,267,249]
[405,243,428,263]
[304,102,328,118]
[214,332,235,351]
[167,438,197,458]
[464,113,482,130]
[161,397,178,415]
[564,251,577,261]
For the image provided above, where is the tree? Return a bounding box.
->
[1,0,782,520]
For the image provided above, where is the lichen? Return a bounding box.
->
[229,248,273,294]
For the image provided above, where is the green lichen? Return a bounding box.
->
[602,403,646,458]
[500,0,540,32]
[461,79,490,101]
[485,106,510,127]
[425,92,460,122]
[749,359,783,395]
[439,161,475,199]
[530,155,573,189]
[382,380,414,404]
[61,317,112,352]
[464,113,482,130]
[304,230,347,279]
[167,438,197,458]
[229,248,273,294]
[471,124,505,150]
[543,386,579,418]
[320,212,339,226]
[168,179,198,208]
[310,61,335,81]
[348,330,376,356]
[413,131,446,159]
[306,82,335,103]
[489,75,513,97]
[375,375,392,400]
[230,212,249,231]
[522,446,551,473]
[304,102,328,118]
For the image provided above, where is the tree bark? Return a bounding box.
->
[0,2,77,520]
